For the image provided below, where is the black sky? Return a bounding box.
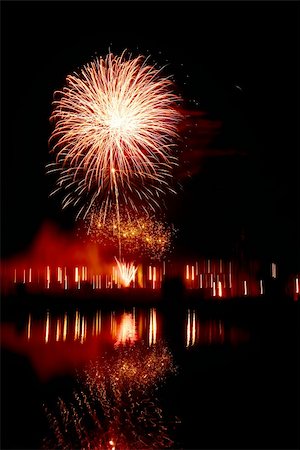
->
[1,1,299,272]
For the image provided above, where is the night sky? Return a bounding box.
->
[1,1,299,273]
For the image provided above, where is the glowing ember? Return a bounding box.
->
[80,208,176,261]
[47,50,182,220]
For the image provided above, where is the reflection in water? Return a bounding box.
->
[1,307,250,380]
[114,312,137,347]
[186,309,250,347]
[43,341,177,449]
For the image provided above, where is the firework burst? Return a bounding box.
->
[48,50,182,220]
[79,207,176,261]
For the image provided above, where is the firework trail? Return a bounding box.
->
[47,50,182,223]
[43,341,178,449]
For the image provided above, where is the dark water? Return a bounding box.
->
[1,299,299,449]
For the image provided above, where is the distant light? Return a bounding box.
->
[271,262,277,279]
[260,279,264,295]
[218,281,222,297]
[186,264,189,280]
[212,281,216,297]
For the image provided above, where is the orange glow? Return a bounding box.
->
[186,264,189,280]
[212,281,216,297]
[75,266,79,283]
[218,281,222,297]
[115,313,137,347]
[29,268,32,283]
[191,265,195,281]
[243,280,248,296]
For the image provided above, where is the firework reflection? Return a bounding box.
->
[43,341,178,449]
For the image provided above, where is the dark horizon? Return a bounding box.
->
[1,1,299,274]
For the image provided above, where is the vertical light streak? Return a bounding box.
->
[80,316,86,344]
[74,309,80,341]
[199,273,203,288]
[57,267,63,283]
[295,277,299,294]
[243,280,248,296]
[14,268,17,283]
[191,265,195,281]
[56,319,61,342]
[186,264,190,280]
[63,313,68,341]
[271,262,277,279]
[149,266,152,281]
[153,266,156,289]
[260,279,264,295]
[186,309,191,347]
[28,268,32,283]
[45,311,50,343]
[218,281,222,297]
[149,308,157,345]
[207,259,211,273]
[75,267,79,282]
[46,266,50,289]
[192,310,196,346]
[212,281,216,297]
[162,260,166,276]
[27,314,31,341]
[23,269,26,284]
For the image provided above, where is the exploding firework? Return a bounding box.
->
[79,207,176,261]
[114,257,138,287]
[43,341,178,449]
[48,50,182,220]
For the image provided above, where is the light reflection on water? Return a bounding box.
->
[43,341,178,450]
[1,305,252,450]
[1,306,250,380]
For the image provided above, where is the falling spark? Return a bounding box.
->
[47,50,182,221]
[81,208,176,261]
